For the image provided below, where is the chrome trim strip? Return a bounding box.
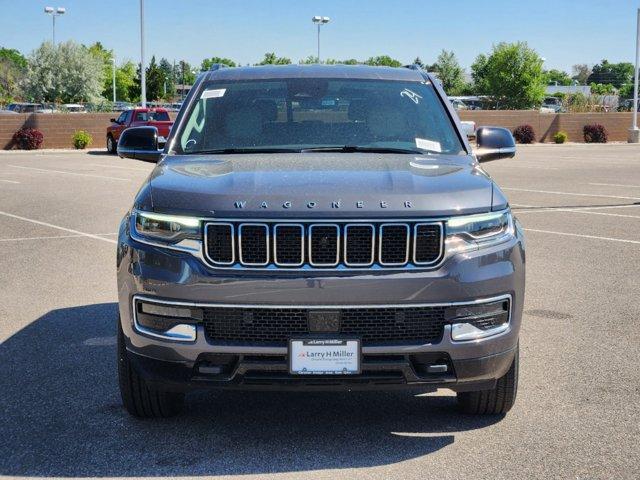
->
[203,222,235,266]
[378,223,410,266]
[343,223,375,267]
[308,224,340,267]
[412,222,444,265]
[132,293,512,310]
[238,223,270,266]
[131,297,197,342]
[273,223,305,267]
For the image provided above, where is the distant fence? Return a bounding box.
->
[459,110,634,143]
[0,111,635,149]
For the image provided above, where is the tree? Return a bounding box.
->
[300,55,319,64]
[158,58,175,98]
[413,56,425,69]
[256,53,291,65]
[572,64,591,85]
[471,42,546,109]
[545,69,572,86]
[88,42,114,100]
[587,59,634,88]
[201,57,236,70]
[431,50,465,95]
[589,82,615,95]
[145,56,165,101]
[365,55,402,67]
[24,41,104,103]
[115,61,136,102]
[325,58,359,65]
[175,60,196,85]
[0,47,27,103]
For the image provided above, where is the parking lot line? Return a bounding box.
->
[87,163,151,172]
[0,179,20,184]
[514,207,640,219]
[0,233,117,242]
[7,164,131,181]
[524,228,640,245]
[0,210,117,244]
[588,182,640,188]
[503,187,640,201]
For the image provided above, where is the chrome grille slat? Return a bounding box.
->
[203,220,442,270]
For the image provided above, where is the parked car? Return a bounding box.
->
[541,97,563,113]
[6,103,44,113]
[61,103,87,113]
[449,98,469,110]
[617,99,640,112]
[106,107,173,154]
[115,64,523,418]
[112,101,134,112]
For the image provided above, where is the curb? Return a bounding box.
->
[0,148,105,155]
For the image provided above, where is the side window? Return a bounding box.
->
[135,112,147,122]
[116,112,127,124]
[123,111,133,124]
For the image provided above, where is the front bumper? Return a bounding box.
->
[117,219,525,392]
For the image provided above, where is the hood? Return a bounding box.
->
[144,153,495,218]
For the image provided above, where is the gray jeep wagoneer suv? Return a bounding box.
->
[116,64,524,418]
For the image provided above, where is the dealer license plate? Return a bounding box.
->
[289,339,360,375]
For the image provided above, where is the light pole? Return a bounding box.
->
[139,0,146,107]
[629,8,640,143]
[312,16,330,63]
[112,57,117,103]
[44,6,65,45]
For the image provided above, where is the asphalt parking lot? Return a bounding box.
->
[0,144,639,480]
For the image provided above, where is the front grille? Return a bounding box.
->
[204,220,443,269]
[202,305,448,345]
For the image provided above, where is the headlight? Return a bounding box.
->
[132,210,201,246]
[445,209,513,254]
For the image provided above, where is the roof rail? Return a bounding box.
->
[208,63,229,72]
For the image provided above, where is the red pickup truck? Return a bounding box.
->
[106,108,173,154]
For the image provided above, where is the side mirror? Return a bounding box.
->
[475,126,516,163]
[110,118,117,123]
[117,126,163,162]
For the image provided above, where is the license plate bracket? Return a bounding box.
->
[289,339,361,375]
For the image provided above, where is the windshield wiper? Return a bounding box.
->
[300,145,425,154]
[188,147,303,155]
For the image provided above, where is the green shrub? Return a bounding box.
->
[72,130,92,149]
[553,131,568,144]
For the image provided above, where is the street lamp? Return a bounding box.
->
[112,57,117,103]
[139,0,146,107]
[629,8,640,143]
[44,6,65,45]
[312,16,330,63]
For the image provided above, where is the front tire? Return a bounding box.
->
[117,319,184,418]
[106,135,116,154]
[457,346,519,415]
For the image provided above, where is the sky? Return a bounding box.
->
[1,0,639,72]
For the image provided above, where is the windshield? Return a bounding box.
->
[176,78,465,155]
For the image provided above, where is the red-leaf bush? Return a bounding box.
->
[583,124,608,143]
[512,124,536,144]
[12,127,44,150]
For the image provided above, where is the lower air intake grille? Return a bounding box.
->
[202,305,448,346]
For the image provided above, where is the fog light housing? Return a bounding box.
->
[134,299,202,342]
[447,298,510,342]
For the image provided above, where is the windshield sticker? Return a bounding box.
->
[201,88,226,100]
[415,138,442,152]
[400,88,422,104]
